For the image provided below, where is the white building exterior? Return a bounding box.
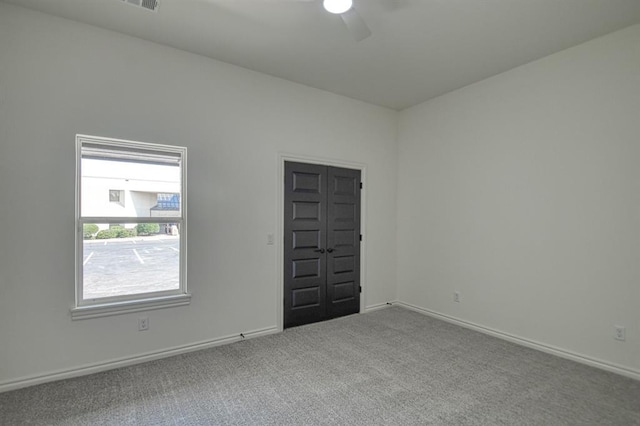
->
[81,158,181,228]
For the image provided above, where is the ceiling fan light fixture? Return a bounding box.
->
[323,0,353,14]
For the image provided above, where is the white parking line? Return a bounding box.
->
[83,252,95,266]
[103,241,107,246]
[132,240,136,244]
[169,247,179,252]
[132,249,145,264]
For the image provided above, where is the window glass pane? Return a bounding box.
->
[81,148,181,218]
[82,223,180,300]
[108,190,121,202]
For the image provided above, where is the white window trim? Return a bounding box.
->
[72,134,189,320]
[71,294,191,320]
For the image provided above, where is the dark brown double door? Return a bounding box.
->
[284,161,361,328]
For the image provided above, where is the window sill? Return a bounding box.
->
[71,293,191,320]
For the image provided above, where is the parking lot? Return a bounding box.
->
[83,236,180,299]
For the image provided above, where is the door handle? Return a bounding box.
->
[314,248,326,253]
[326,248,334,253]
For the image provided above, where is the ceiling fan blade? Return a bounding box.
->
[340,7,371,41]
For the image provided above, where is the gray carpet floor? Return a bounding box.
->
[1,306,639,425]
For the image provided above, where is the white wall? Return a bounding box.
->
[397,24,640,376]
[0,3,398,388]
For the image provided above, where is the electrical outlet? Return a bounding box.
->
[614,325,625,341]
[138,317,149,331]
[267,233,275,245]
[454,291,460,303]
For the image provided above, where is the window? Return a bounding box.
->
[109,189,123,203]
[73,135,189,320]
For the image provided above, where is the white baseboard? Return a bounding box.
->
[0,326,279,393]
[394,301,640,381]
[364,302,396,312]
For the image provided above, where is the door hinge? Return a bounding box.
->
[359,234,362,241]
[359,182,363,189]
[359,286,362,293]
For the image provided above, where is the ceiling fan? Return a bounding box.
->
[320,0,372,41]
[221,0,372,41]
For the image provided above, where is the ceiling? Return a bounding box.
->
[4,0,640,110]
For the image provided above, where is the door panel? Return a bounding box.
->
[284,161,360,328]
[326,166,361,319]
[292,230,322,250]
[284,162,327,328]
[292,201,321,221]
[332,255,355,274]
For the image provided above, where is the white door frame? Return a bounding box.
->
[276,152,367,332]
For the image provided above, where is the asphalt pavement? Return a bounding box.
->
[82,236,180,299]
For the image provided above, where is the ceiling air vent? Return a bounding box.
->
[122,0,159,12]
